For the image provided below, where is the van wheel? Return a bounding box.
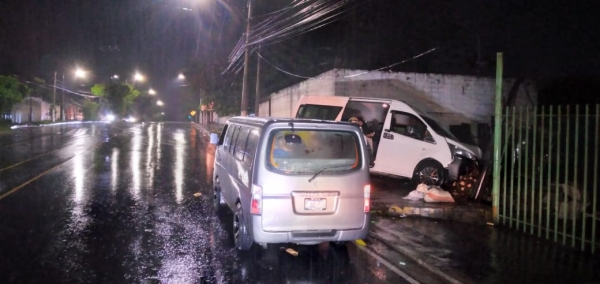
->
[213,178,222,213]
[234,202,253,250]
[413,160,445,186]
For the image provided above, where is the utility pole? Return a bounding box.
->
[29,92,33,123]
[254,45,261,117]
[52,71,57,122]
[61,74,65,121]
[240,0,252,117]
[492,52,503,224]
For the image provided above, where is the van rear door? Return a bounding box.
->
[258,127,368,231]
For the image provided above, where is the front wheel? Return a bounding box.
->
[413,160,445,186]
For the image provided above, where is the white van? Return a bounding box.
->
[294,95,481,185]
[210,117,371,252]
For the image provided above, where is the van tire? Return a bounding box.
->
[413,160,445,186]
[234,202,253,251]
[213,178,222,213]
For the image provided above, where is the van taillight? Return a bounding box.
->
[250,185,262,215]
[364,184,371,213]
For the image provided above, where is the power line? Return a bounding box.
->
[256,46,439,80]
[224,0,359,73]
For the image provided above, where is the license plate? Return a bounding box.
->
[304,198,326,211]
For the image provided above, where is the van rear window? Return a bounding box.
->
[267,129,361,175]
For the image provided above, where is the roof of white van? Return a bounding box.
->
[227,116,353,127]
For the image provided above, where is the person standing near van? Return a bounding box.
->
[350,117,375,166]
[354,117,375,150]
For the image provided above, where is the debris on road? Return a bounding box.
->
[193,192,202,197]
[355,239,367,247]
[285,248,299,256]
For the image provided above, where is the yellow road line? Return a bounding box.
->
[0,148,62,172]
[0,157,73,201]
[0,140,103,201]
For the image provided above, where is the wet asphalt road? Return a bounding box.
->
[0,122,408,284]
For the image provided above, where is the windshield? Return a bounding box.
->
[267,129,361,174]
[420,116,459,141]
[406,103,459,141]
[296,104,343,120]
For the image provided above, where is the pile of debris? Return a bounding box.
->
[403,183,455,203]
[450,172,479,198]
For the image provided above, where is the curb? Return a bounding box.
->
[373,202,492,225]
[370,222,474,284]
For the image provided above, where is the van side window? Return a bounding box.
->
[233,127,250,160]
[389,112,428,141]
[224,125,237,153]
[218,125,228,145]
[243,130,259,166]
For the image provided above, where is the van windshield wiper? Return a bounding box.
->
[308,165,353,183]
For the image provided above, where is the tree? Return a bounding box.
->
[81,100,99,121]
[0,75,31,117]
[90,82,140,119]
[185,58,241,116]
[132,94,160,122]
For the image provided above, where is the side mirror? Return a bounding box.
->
[209,132,219,144]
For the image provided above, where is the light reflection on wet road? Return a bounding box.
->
[0,122,407,283]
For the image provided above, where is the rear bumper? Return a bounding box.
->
[250,214,370,245]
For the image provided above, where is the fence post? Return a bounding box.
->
[492,52,504,224]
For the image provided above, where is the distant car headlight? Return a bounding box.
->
[105,114,115,122]
[126,117,136,122]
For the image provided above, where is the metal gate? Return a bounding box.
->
[498,104,600,253]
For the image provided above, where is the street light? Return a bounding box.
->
[149,88,156,95]
[74,68,87,79]
[178,73,185,80]
[134,73,145,82]
[157,100,164,106]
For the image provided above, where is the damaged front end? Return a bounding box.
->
[447,142,481,181]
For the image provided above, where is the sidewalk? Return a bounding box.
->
[369,216,600,284]
[370,176,492,225]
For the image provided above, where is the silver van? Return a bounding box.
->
[209,117,371,251]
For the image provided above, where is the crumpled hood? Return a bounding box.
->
[446,138,482,159]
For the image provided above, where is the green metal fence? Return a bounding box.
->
[498,104,600,253]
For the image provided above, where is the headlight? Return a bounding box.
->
[448,143,476,160]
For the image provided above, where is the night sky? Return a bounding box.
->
[1,0,598,117]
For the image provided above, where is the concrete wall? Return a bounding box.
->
[10,97,52,123]
[333,69,536,125]
[257,72,337,118]
[10,97,84,123]
[256,69,538,125]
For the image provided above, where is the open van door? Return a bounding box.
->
[294,95,349,121]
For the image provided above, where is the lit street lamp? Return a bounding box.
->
[178,73,185,80]
[149,88,156,95]
[75,69,87,79]
[157,100,164,106]
[134,73,145,82]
